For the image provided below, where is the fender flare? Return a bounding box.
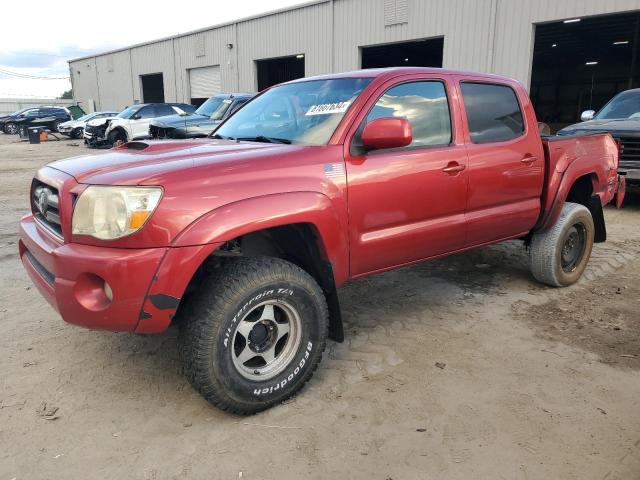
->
[136,192,349,335]
[536,160,605,233]
[172,191,349,284]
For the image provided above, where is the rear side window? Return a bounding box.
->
[366,81,452,147]
[460,82,524,143]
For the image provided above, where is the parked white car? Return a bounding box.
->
[83,103,195,147]
[57,111,119,139]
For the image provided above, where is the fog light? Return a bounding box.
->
[104,282,113,301]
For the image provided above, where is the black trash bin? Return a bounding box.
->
[28,127,42,144]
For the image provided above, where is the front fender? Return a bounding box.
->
[173,191,350,285]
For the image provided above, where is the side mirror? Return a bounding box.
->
[132,114,141,120]
[361,117,412,151]
[581,110,595,122]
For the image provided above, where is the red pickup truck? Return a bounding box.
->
[19,68,624,414]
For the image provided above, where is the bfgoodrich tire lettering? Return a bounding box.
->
[529,202,595,287]
[179,256,329,415]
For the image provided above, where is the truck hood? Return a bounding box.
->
[559,117,640,136]
[47,139,289,185]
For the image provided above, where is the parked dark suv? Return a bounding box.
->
[149,93,254,139]
[0,106,72,134]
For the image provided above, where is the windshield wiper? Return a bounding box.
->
[211,134,235,140]
[236,135,292,144]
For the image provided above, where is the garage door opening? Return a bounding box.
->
[256,55,305,91]
[189,66,221,106]
[361,38,444,69]
[140,73,165,103]
[531,12,640,132]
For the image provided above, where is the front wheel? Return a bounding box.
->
[71,128,83,139]
[178,256,329,415]
[529,202,595,287]
[107,129,127,146]
[4,122,18,134]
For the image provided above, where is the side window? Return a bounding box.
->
[365,81,452,147]
[460,82,524,143]
[135,106,155,119]
[229,99,248,115]
[25,109,41,117]
[157,104,175,116]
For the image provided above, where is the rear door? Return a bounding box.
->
[345,75,469,275]
[457,79,545,246]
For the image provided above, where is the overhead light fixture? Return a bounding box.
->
[585,61,598,66]
[552,43,557,48]
[296,54,304,59]
[404,58,409,62]
[614,41,630,45]
[563,18,581,23]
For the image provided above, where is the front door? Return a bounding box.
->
[345,77,469,276]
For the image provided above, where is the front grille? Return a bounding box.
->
[617,136,640,168]
[31,179,62,238]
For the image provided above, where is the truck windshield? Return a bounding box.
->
[214,78,372,145]
[196,97,231,120]
[596,90,640,120]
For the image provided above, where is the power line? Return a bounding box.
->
[0,68,69,80]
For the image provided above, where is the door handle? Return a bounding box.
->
[521,155,537,164]
[442,162,466,174]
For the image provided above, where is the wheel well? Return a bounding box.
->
[566,174,606,242]
[186,223,344,342]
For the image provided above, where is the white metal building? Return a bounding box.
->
[69,0,640,125]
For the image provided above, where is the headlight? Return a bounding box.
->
[72,186,162,240]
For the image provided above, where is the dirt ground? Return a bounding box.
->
[1,132,639,480]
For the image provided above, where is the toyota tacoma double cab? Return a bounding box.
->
[19,68,625,414]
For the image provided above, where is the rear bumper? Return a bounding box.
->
[19,214,165,332]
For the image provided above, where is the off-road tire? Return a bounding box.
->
[530,202,595,287]
[178,256,329,415]
[4,122,17,134]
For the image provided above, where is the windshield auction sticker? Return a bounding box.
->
[305,102,351,116]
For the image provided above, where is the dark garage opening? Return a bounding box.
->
[361,37,444,69]
[531,12,640,132]
[140,73,165,103]
[256,55,305,91]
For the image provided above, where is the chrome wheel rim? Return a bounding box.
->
[231,300,302,381]
[561,224,586,273]
[6,124,17,134]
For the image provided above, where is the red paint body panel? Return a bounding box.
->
[18,67,624,333]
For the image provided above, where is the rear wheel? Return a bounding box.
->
[178,256,329,414]
[4,122,17,134]
[52,120,62,133]
[529,202,594,287]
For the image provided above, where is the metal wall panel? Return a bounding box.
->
[69,0,640,107]
[95,50,134,110]
[333,0,496,74]
[173,24,237,101]
[130,39,177,104]
[235,1,332,91]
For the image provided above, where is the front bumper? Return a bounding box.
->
[19,214,222,333]
[19,214,166,332]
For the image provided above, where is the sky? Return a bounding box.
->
[0,0,308,99]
